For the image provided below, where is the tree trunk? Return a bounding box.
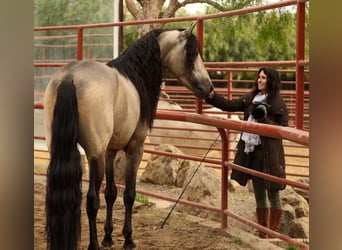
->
[124,0,247,37]
[125,0,166,37]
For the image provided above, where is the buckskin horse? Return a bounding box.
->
[44,24,214,250]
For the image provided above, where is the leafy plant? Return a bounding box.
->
[232,237,243,245]
[286,245,300,250]
[135,194,149,204]
[302,238,309,245]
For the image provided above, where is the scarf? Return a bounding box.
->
[241,92,267,154]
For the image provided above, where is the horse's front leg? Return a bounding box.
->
[101,150,117,248]
[87,156,105,250]
[122,144,144,250]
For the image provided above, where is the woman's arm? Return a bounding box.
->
[205,91,248,112]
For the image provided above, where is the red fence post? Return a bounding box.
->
[218,128,228,229]
[196,19,204,114]
[226,71,233,161]
[77,27,83,60]
[295,1,306,129]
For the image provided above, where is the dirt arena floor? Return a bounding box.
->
[34,177,256,250]
[34,142,308,250]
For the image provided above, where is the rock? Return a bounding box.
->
[140,144,192,186]
[141,144,224,221]
[114,150,126,185]
[227,177,236,192]
[246,179,254,193]
[293,178,309,202]
[288,217,309,238]
[280,203,296,235]
[182,165,221,200]
[280,186,309,218]
[178,165,222,221]
[228,186,255,232]
[175,159,196,187]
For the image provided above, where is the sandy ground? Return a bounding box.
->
[34,176,256,250]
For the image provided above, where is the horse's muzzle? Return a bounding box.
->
[194,83,214,99]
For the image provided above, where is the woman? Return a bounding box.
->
[206,67,288,238]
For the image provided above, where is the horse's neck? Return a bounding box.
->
[157,32,179,62]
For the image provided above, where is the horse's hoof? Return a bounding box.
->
[101,237,114,248]
[123,240,136,250]
[88,244,100,250]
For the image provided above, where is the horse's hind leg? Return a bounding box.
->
[87,156,105,250]
[101,150,118,248]
[122,144,144,250]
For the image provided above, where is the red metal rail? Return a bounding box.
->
[156,110,309,146]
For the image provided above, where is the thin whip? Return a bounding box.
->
[160,133,221,228]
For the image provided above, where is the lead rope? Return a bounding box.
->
[160,133,221,228]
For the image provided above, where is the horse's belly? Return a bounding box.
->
[108,119,139,149]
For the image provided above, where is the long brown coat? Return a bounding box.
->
[206,91,289,191]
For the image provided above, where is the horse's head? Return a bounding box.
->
[158,24,214,99]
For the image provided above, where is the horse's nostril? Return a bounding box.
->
[195,86,206,96]
[194,84,213,99]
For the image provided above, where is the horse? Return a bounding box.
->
[43,24,214,250]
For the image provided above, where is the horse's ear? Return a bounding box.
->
[184,23,196,37]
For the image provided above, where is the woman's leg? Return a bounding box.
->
[250,147,269,238]
[268,190,281,209]
[252,175,267,208]
[268,190,282,233]
[251,175,269,238]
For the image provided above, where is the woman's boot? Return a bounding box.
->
[256,207,270,238]
[269,208,282,236]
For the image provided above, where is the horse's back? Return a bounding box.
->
[44,60,141,155]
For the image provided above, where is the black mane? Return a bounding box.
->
[106,28,199,129]
[184,33,199,74]
[107,29,164,129]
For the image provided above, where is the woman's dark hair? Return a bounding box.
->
[251,67,281,103]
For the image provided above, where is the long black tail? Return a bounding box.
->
[45,77,82,250]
